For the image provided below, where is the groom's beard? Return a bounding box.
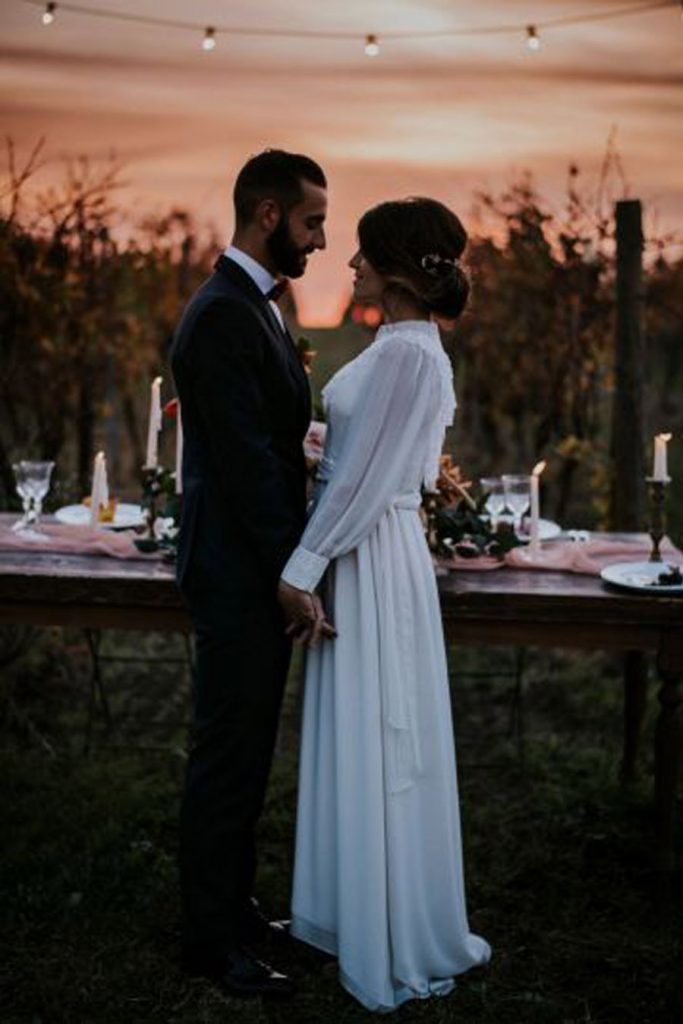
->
[267,217,313,279]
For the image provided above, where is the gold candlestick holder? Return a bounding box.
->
[646,477,669,563]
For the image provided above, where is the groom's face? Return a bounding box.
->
[267,180,327,279]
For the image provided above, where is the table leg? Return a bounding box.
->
[653,631,682,886]
[508,647,527,761]
[84,628,113,752]
[620,650,649,784]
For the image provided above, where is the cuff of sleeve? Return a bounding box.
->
[281,546,329,592]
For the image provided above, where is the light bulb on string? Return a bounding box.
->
[42,2,56,25]
[526,25,540,51]
[364,34,380,57]
[202,27,216,52]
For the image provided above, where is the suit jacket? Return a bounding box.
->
[170,255,311,596]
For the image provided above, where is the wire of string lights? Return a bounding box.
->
[24,0,676,55]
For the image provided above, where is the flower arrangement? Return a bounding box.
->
[423,456,523,559]
[132,400,181,557]
[296,336,318,376]
[133,465,180,556]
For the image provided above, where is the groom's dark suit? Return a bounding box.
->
[170,254,311,961]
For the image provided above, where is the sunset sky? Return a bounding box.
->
[2,0,682,324]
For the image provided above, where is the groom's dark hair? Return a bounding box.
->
[233,149,326,228]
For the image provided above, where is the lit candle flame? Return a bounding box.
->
[532,460,546,476]
[658,433,672,442]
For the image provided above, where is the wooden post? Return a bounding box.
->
[610,199,645,530]
[610,201,648,786]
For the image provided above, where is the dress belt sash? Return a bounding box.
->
[312,464,423,792]
[391,491,421,511]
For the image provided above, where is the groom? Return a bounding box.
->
[171,149,330,999]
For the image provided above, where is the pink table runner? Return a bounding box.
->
[444,534,682,576]
[0,521,161,560]
[2,520,681,574]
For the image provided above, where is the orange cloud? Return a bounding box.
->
[2,0,681,324]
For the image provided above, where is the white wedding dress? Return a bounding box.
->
[281,320,491,1013]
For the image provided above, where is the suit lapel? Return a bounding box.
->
[213,255,311,422]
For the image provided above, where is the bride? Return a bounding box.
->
[278,196,491,1012]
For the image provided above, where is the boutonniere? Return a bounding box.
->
[296,335,318,375]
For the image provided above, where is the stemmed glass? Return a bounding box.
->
[12,461,55,534]
[502,474,531,536]
[480,477,505,531]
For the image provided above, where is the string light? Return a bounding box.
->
[364,33,380,57]
[19,0,674,52]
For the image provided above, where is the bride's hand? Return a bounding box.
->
[309,592,337,648]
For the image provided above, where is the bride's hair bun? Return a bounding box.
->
[419,252,469,319]
[357,197,470,320]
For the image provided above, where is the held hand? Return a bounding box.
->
[277,580,317,630]
[308,592,337,648]
[277,581,337,648]
[286,615,337,649]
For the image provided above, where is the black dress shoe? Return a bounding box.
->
[240,897,292,946]
[186,947,295,1000]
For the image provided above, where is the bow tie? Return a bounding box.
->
[266,279,289,302]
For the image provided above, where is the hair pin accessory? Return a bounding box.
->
[420,253,457,276]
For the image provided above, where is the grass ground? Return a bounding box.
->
[1,628,681,1024]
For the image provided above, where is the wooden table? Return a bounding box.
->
[0,519,681,880]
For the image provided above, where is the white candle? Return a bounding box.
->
[144,376,163,469]
[652,433,672,482]
[175,400,183,495]
[100,453,109,508]
[89,451,105,528]
[529,460,546,555]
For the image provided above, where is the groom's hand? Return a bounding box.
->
[291,594,336,649]
[277,581,336,648]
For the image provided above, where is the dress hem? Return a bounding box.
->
[290,914,490,1014]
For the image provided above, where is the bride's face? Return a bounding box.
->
[349,250,385,305]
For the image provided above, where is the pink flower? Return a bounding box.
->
[303,420,327,461]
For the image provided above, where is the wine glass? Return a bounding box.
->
[480,477,505,530]
[502,474,531,536]
[12,462,33,531]
[11,460,54,533]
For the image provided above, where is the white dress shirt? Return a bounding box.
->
[223,244,285,330]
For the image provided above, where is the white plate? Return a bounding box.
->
[517,518,562,543]
[54,503,145,530]
[600,560,683,594]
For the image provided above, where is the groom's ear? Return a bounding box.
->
[256,198,282,235]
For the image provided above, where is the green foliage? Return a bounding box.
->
[1,632,681,1022]
[453,172,615,526]
[0,143,212,506]
[448,169,683,532]
[1,144,682,540]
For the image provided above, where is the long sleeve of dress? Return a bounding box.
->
[281,338,441,592]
